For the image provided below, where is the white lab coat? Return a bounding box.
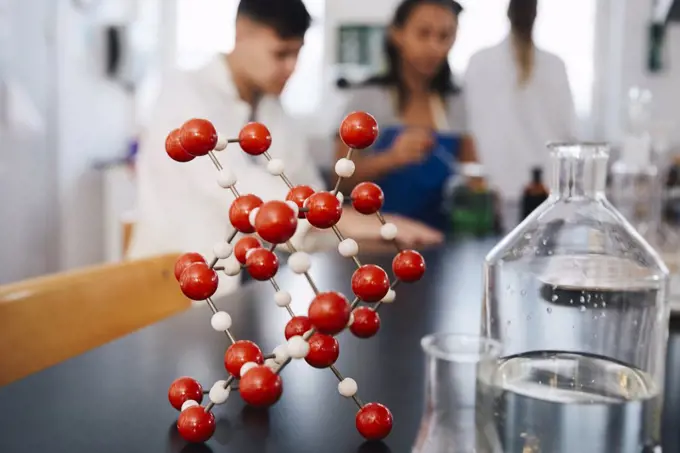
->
[127,54,326,296]
[464,37,578,201]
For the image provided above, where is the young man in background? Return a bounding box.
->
[128,0,443,294]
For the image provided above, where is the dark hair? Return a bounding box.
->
[508,0,538,34]
[237,0,311,39]
[364,0,463,111]
[508,0,538,85]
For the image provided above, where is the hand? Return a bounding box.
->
[387,128,434,167]
[336,209,444,250]
[381,213,444,249]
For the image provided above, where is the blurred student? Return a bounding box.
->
[465,0,577,203]
[335,0,479,231]
[127,0,442,288]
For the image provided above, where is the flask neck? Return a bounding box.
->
[549,143,609,199]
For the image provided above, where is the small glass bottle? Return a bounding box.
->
[482,143,669,453]
[609,86,660,235]
[520,167,549,222]
[448,163,496,238]
[656,159,680,305]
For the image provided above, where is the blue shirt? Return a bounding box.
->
[340,84,469,230]
[372,127,461,230]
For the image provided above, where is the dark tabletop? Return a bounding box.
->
[2,240,680,453]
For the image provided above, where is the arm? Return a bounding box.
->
[299,205,443,252]
[338,207,444,248]
[291,206,376,253]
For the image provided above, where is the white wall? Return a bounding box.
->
[322,0,400,83]
[594,0,680,145]
[55,1,135,270]
[0,0,59,284]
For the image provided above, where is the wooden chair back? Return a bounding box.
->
[0,254,189,386]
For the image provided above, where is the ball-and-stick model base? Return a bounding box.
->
[165,111,426,444]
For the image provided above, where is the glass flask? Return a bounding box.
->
[609,86,660,235]
[413,333,503,453]
[656,162,680,304]
[482,143,670,453]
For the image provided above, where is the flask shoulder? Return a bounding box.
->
[599,198,670,276]
[486,199,554,263]
[486,197,670,279]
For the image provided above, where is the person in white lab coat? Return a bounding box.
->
[464,0,578,204]
[127,0,443,295]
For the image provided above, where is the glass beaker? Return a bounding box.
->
[413,333,503,453]
[482,143,670,453]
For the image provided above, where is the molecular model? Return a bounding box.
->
[165,112,427,444]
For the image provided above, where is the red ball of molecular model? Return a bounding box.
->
[165,112,426,445]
